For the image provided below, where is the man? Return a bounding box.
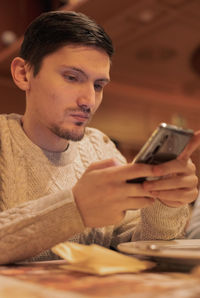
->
[0,11,198,264]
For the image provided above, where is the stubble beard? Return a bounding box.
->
[50,122,86,141]
[50,107,92,141]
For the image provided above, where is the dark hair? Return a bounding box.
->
[19,11,114,76]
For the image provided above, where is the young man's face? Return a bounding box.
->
[25,45,110,142]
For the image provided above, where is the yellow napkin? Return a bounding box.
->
[51,242,155,275]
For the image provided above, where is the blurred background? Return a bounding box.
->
[0,0,200,180]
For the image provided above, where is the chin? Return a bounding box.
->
[51,124,86,141]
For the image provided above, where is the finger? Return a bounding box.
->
[178,130,200,160]
[85,158,119,173]
[151,188,198,205]
[157,199,186,208]
[121,196,155,210]
[151,158,195,177]
[125,182,154,197]
[143,174,198,191]
[105,162,159,182]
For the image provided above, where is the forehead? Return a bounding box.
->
[41,45,111,76]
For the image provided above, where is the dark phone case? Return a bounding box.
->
[127,123,194,183]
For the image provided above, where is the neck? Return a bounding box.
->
[21,117,69,152]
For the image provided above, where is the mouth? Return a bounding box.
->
[70,113,90,123]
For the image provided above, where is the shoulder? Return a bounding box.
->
[0,114,22,146]
[82,127,127,164]
[85,127,110,142]
[0,114,13,133]
[0,114,9,125]
[0,113,21,127]
[84,127,115,149]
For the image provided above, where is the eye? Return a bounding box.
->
[64,74,78,82]
[94,83,103,92]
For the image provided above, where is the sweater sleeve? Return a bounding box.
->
[0,189,84,264]
[110,201,189,248]
[132,200,189,241]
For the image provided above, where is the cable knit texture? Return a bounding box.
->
[0,114,189,264]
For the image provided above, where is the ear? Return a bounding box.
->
[11,57,31,91]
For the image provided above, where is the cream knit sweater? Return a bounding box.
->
[0,114,189,264]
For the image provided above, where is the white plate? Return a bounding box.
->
[118,239,200,269]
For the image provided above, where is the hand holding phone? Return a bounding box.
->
[127,123,194,183]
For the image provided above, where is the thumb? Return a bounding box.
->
[178,130,200,160]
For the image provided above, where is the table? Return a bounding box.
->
[1,260,200,297]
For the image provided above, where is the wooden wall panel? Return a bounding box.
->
[0,78,25,114]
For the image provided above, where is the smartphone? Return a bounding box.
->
[127,123,194,183]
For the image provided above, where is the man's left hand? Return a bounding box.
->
[142,158,198,208]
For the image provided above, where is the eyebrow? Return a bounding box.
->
[60,66,110,83]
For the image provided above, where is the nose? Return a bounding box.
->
[77,83,96,111]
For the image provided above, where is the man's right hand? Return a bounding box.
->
[72,159,156,228]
